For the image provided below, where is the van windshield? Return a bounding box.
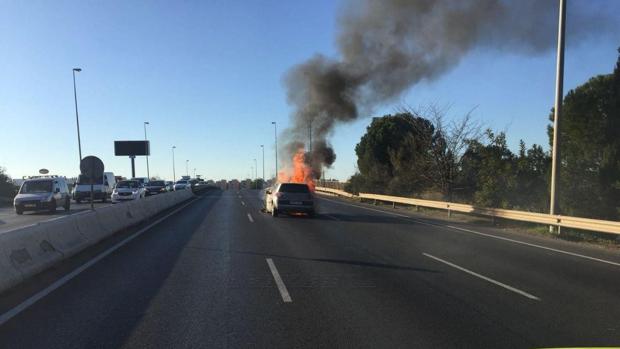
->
[20,180,53,194]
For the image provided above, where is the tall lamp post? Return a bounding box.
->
[271,121,278,179]
[172,146,176,182]
[260,145,265,182]
[144,121,150,179]
[72,68,83,162]
[549,0,566,233]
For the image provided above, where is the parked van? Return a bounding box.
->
[72,172,116,203]
[14,176,71,214]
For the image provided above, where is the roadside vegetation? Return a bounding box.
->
[345,49,620,224]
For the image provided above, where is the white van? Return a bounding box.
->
[72,172,116,203]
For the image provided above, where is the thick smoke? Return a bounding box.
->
[282,0,610,178]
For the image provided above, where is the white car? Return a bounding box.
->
[173,180,191,191]
[111,180,146,203]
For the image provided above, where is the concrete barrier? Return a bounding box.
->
[45,216,89,257]
[0,189,196,294]
[1,224,64,279]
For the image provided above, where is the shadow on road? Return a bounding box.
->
[231,250,438,274]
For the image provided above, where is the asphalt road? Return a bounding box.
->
[0,201,112,234]
[0,189,619,348]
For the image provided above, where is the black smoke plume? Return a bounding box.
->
[282,0,610,178]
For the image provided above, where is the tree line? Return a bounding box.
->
[346,50,620,221]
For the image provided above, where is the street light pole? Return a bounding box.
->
[144,121,150,179]
[549,0,566,233]
[260,145,265,182]
[72,68,83,162]
[272,121,278,180]
[172,146,176,182]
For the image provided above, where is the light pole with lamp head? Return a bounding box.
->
[72,68,83,162]
[172,146,176,182]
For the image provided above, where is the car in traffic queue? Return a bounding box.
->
[13,176,71,214]
[265,182,315,217]
[130,177,150,186]
[173,180,192,191]
[165,181,174,191]
[72,172,116,203]
[145,180,168,196]
[111,180,146,203]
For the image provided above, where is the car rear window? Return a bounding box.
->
[279,183,310,193]
[150,181,165,186]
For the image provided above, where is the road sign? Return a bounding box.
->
[80,156,104,179]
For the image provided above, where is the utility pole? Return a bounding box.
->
[72,68,83,162]
[549,0,566,233]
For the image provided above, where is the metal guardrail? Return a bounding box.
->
[315,187,357,198]
[315,187,620,235]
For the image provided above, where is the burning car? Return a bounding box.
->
[265,182,315,217]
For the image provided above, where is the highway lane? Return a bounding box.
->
[0,202,112,234]
[0,189,619,348]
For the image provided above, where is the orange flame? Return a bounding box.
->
[277,148,315,192]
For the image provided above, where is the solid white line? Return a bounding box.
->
[247,213,254,223]
[0,197,200,327]
[445,225,620,268]
[423,253,540,301]
[318,196,620,268]
[266,258,292,303]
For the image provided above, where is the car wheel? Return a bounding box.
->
[76,198,81,204]
[48,199,57,213]
[307,210,315,218]
[64,198,71,211]
[271,207,278,217]
[15,207,23,215]
[101,195,107,203]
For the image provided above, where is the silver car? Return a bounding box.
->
[111,180,146,203]
[265,182,315,217]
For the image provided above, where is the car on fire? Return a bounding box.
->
[265,182,315,217]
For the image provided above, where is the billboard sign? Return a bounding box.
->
[114,141,150,156]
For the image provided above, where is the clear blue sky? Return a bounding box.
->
[1,0,619,181]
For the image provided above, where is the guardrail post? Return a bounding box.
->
[373,199,377,205]
[392,202,395,209]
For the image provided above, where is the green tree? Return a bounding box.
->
[549,49,620,219]
[513,141,550,212]
[0,167,16,199]
[457,130,516,208]
[352,113,435,195]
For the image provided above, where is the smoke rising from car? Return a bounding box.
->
[281,0,611,179]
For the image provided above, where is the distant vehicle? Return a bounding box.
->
[145,180,168,196]
[265,182,315,217]
[173,180,191,191]
[72,172,116,203]
[131,177,149,186]
[13,176,71,214]
[111,180,146,203]
[165,181,174,191]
